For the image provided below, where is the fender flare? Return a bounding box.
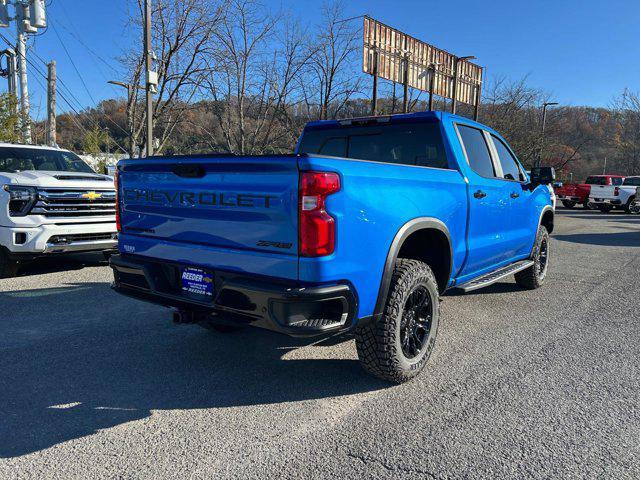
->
[532,205,554,256]
[372,217,452,320]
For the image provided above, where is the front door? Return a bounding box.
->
[456,124,515,276]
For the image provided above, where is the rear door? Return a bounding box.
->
[456,124,515,275]
[118,155,300,277]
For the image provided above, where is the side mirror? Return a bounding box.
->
[530,167,556,186]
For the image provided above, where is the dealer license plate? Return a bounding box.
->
[180,267,214,297]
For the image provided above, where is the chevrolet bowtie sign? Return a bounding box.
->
[81,192,103,201]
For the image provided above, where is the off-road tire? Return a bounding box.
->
[355,259,439,384]
[515,226,550,290]
[0,249,20,279]
[561,200,576,209]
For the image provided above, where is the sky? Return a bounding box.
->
[1,0,639,119]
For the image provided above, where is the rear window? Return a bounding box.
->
[298,122,450,169]
[585,176,606,185]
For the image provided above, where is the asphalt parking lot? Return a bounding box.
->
[1,209,639,479]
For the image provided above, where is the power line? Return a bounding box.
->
[2,22,132,146]
[51,24,97,107]
[10,28,133,144]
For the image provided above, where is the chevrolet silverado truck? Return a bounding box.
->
[0,143,118,277]
[588,176,639,213]
[555,174,624,209]
[110,111,555,383]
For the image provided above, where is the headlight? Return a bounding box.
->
[3,185,37,216]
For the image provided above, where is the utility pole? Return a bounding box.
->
[603,157,607,175]
[16,6,31,143]
[144,0,155,157]
[1,0,47,144]
[537,101,559,167]
[46,60,56,146]
[0,48,18,112]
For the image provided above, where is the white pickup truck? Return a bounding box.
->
[0,143,117,277]
[588,176,640,213]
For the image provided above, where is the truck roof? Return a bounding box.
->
[0,142,69,152]
[304,110,491,132]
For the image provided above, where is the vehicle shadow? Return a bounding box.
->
[0,282,387,458]
[554,230,640,247]
[15,252,108,278]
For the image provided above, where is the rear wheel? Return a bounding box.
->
[624,197,636,214]
[515,226,549,290]
[0,249,20,279]
[355,259,439,383]
[583,200,594,209]
[561,200,576,209]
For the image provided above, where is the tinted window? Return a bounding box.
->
[491,135,523,181]
[457,125,495,178]
[623,177,640,186]
[612,177,624,186]
[585,176,606,185]
[0,147,94,173]
[298,122,449,169]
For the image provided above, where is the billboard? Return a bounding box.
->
[363,16,483,107]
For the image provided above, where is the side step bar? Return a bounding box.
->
[457,260,534,292]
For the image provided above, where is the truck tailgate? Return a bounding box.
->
[118,155,299,279]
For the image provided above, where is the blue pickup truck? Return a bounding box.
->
[110,111,555,383]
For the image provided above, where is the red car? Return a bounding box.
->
[555,175,625,209]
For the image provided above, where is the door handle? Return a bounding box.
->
[473,190,487,199]
[511,192,520,198]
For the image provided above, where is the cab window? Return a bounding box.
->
[491,135,524,181]
[457,125,495,178]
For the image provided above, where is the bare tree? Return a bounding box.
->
[612,89,640,175]
[122,0,221,155]
[202,0,312,154]
[299,0,363,121]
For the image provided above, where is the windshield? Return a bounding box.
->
[0,146,95,173]
[298,121,449,169]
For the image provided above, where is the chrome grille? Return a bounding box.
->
[32,189,116,217]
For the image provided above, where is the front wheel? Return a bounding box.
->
[561,200,576,209]
[515,226,550,290]
[355,259,439,383]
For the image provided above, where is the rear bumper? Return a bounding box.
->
[588,198,622,205]
[557,195,582,202]
[110,254,358,337]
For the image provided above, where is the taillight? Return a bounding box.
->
[614,187,620,196]
[114,170,121,233]
[299,171,340,257]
